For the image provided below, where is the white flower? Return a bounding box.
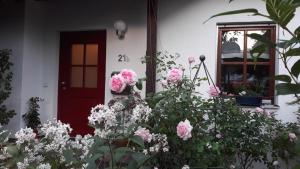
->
[216,133,222,139]
[182,165,190,169]
[110,102,125,112]
[40,120,72,155]
[163,147,169,152]
[206,142,212,149]
[132,104,152,123]
[273,161,279,166]
[15,127,36,145]
[88,104,117,138]
[239,91,246,96]
[134,127,152,143]
[143,149,148,155]
[149,147,155,152]
[17,158,29,169]
[230,164,236,169]
[289,133,297,142]
[37,163,51,169]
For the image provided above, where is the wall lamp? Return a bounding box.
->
[114,20,127,40]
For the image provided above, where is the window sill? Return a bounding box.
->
[260,104,280,110]
[238,105,280,110]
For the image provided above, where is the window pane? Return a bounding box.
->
[86,44,98,65]
[247,30,270,62]
[85,67,98,88]
[72,44,84,65]
[247,65,270,97]
[221,65,244,94]
[71,67,83,87]
[221,31,244,62]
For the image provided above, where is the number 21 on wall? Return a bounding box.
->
[118,54,129,62]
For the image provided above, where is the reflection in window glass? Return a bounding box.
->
[247,30,270,62]
[86,44,98,65]
[71,44,84,65]
[247,65,270,97]
[221,31,244,62]
[71,67,83,87]
[221,65,243,94]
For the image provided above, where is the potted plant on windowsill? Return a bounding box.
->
[234,85,263,107]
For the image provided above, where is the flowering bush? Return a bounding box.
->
[0,55,299,169]
[145,52,299,169]
[0,69,169,169]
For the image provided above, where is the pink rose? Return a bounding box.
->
[188,57,195,64]
[208,85,220,97]
[177,119,193,141]
[120,69,137,86]
[134,127,152,143]
[109,74,126,93]
[289,132,297,142]
[167,68,183,84]
[255,107,264,113]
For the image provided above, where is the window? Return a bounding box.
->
[217,26,276,101]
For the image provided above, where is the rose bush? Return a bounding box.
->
[145,52,299,169]
[0,54,299,169]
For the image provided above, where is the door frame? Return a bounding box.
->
[57,30,107,122]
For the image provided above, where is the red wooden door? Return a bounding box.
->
[58,31,106,136]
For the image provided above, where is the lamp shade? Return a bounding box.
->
[114,20,127,31]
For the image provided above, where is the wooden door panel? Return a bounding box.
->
[58,31,106,136]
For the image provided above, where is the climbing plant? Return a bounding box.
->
[0,49,16,125]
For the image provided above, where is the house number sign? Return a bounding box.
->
[118,54,129,62]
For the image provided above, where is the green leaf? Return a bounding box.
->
[6,145,19,156]
[293,164,300,169]
[86,153,103,169]
[136,79,143,90]
[0,130,10,143]
[114,151,126,162]
[291,59,300,78]
[274,75,292,83]
[131,153,150,166]
[96,145,110,153]
[130,135,144,148]
[266,0,296,27]
[277,37,300,49]
[62,149,75,163]
[250,44,267,63]
[276,83,300,95]
[247,33,276,47]
[205,8,260,23]
[286,48,300,56]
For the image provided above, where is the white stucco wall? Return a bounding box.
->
[157,0,299,122]
[0,1,24,133]
[18,0,147,129]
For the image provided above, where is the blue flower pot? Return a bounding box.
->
[235,96,262,107]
